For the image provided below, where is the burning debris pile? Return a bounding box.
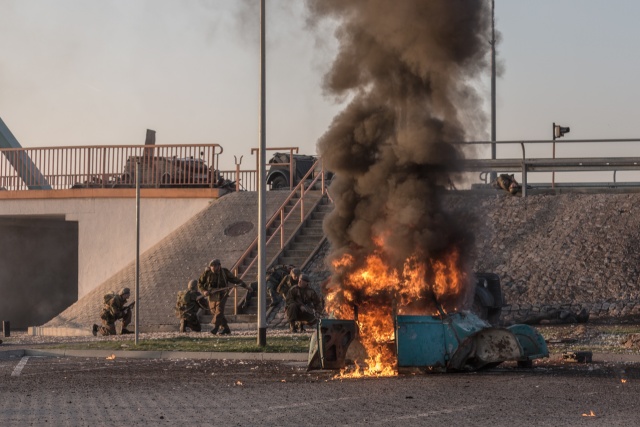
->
[307,0,493,375]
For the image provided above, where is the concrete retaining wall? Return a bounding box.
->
[0,196,212,297]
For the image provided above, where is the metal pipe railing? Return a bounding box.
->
[462,138,640,197]
[231,157,325,281]
[0,144,223,190]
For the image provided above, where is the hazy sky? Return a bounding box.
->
[1,1,640,179]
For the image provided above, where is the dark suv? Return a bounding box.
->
[266,152,324,190]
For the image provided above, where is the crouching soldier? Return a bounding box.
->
[176,280,209,332]
[493,173,521,195]
[277,267,300,304]
[265,264,294,308]
[92,287,134,336]
[285,274,322,333]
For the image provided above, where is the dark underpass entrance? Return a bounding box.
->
[0,217,78,330]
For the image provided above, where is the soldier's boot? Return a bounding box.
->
[220,326,231,335]
[298,323,305,333]
[210,326,220,335]
[91,324,98,337]
[289,322,298,333]
[121,328,134,335]
[179,320,186,333]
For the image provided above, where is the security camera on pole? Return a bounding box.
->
[552,122,570,189]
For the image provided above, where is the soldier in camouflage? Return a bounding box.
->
[177,280,208,332]
[92,287,134,336]
[277,267,300,303]
[285,274,322,333]
[493,173,521,195]
[198,259,251,335]
[265,264,294,307]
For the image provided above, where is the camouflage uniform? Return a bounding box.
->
[285,281,322,332]
[198,261,245,334]
[98,292,132,336]
[277,269,300,301]
[494,174,521,195]
[177,289,207,332]
[265,264,293,306]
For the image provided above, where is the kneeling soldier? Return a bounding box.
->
[177,280,208,332]
[93,287,134,336]
[285,274,322,333]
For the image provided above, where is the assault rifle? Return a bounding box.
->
[195,295,209,311]
[205,283,252,296]
[122,302,135,313]
[300,304,322,320]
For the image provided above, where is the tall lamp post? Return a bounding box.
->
[257,0,267,347]
[490,0,497,182]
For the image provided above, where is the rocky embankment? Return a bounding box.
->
[466,192,640,323]
[307,192,640,325]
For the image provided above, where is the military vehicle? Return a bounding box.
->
[266,152,330,190]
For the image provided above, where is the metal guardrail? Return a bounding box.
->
[0,144,223,190]
[462,138,640,197]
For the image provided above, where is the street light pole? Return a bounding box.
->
[490,0,497,182]
[257,0,267,347]
[135,160,140,346]
[552,122,556,189]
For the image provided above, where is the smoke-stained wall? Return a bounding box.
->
[0,218,78,330]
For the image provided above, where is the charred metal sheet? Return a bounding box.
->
[470,328,522,367]
[396,312,548,372]
[307,319,356,371]
[508,324,549,360]
[396,315,451,370]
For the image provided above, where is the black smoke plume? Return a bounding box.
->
[307,0,492,311]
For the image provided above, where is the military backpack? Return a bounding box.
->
[175,290,187,318]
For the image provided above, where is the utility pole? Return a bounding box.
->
[257,0,267,347]
[490,0,497,182]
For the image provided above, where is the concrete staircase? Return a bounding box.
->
[203,190,332,332]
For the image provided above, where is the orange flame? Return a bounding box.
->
[328,242,468,378]
[581,410,596,417]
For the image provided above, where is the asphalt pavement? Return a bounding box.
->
[2,353,640,426]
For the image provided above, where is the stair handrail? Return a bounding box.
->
[231,157,326,280]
